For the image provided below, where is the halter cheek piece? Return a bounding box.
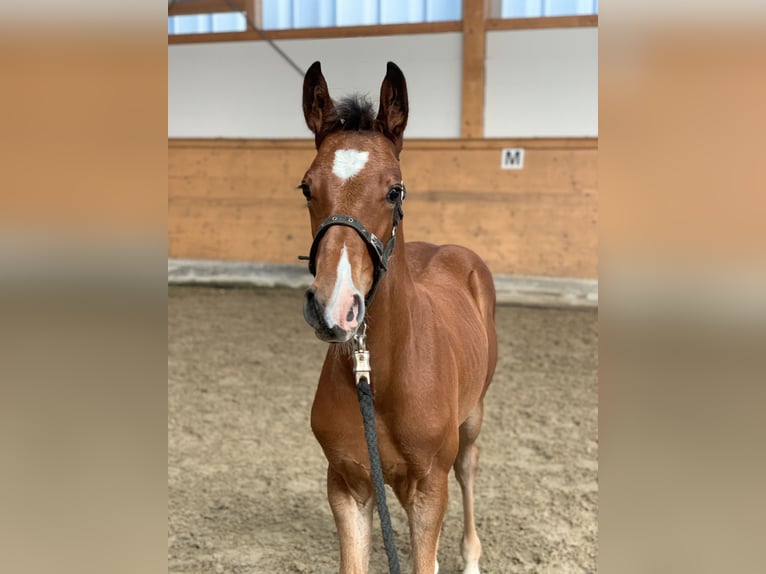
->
[300,186,406,308]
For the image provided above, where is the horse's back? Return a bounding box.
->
[405,241,496,321]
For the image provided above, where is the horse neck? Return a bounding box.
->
[364,230,414,353]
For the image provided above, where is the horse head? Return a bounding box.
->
[299,61,408,343]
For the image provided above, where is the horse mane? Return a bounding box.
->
[335,94,376,131]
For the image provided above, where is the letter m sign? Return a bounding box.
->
[501,148,525,170]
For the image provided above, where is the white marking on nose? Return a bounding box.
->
[332,149,369,181]
[324,245,361,329]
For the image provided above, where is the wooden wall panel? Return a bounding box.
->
[169,138,597,278]
[461,0,486,138]
[169,142,317,264]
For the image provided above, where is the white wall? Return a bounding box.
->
[485,28,598,137]
[168,27,598,139]
[168,33,462,138]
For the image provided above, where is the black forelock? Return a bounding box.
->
[335,94,376,131]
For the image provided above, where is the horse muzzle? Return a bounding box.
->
[303,287,364,343]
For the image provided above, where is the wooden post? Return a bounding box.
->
[245,0,261,29]
[461,0,487,139]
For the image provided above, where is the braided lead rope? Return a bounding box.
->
[353,332,401,574]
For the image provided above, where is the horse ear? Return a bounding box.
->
[302,61,339,149]
[375,61,409,155]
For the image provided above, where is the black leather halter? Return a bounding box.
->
[301,187,405,308]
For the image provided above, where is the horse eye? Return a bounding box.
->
[386,185,402,203]
[298,183,311,201]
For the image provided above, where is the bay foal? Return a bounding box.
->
[300,61,498,574]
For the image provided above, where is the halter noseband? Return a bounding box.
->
[302,187,405,308]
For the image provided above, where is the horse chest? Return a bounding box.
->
[312,380,455,485]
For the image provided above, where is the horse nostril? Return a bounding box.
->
[349,293,364,325]
[304,288,321,323]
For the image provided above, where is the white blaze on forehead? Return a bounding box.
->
[332,149,369,181]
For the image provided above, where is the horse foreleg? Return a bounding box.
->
[327,466,373,574]
[402,470,449,574]
[454,404,485,574]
